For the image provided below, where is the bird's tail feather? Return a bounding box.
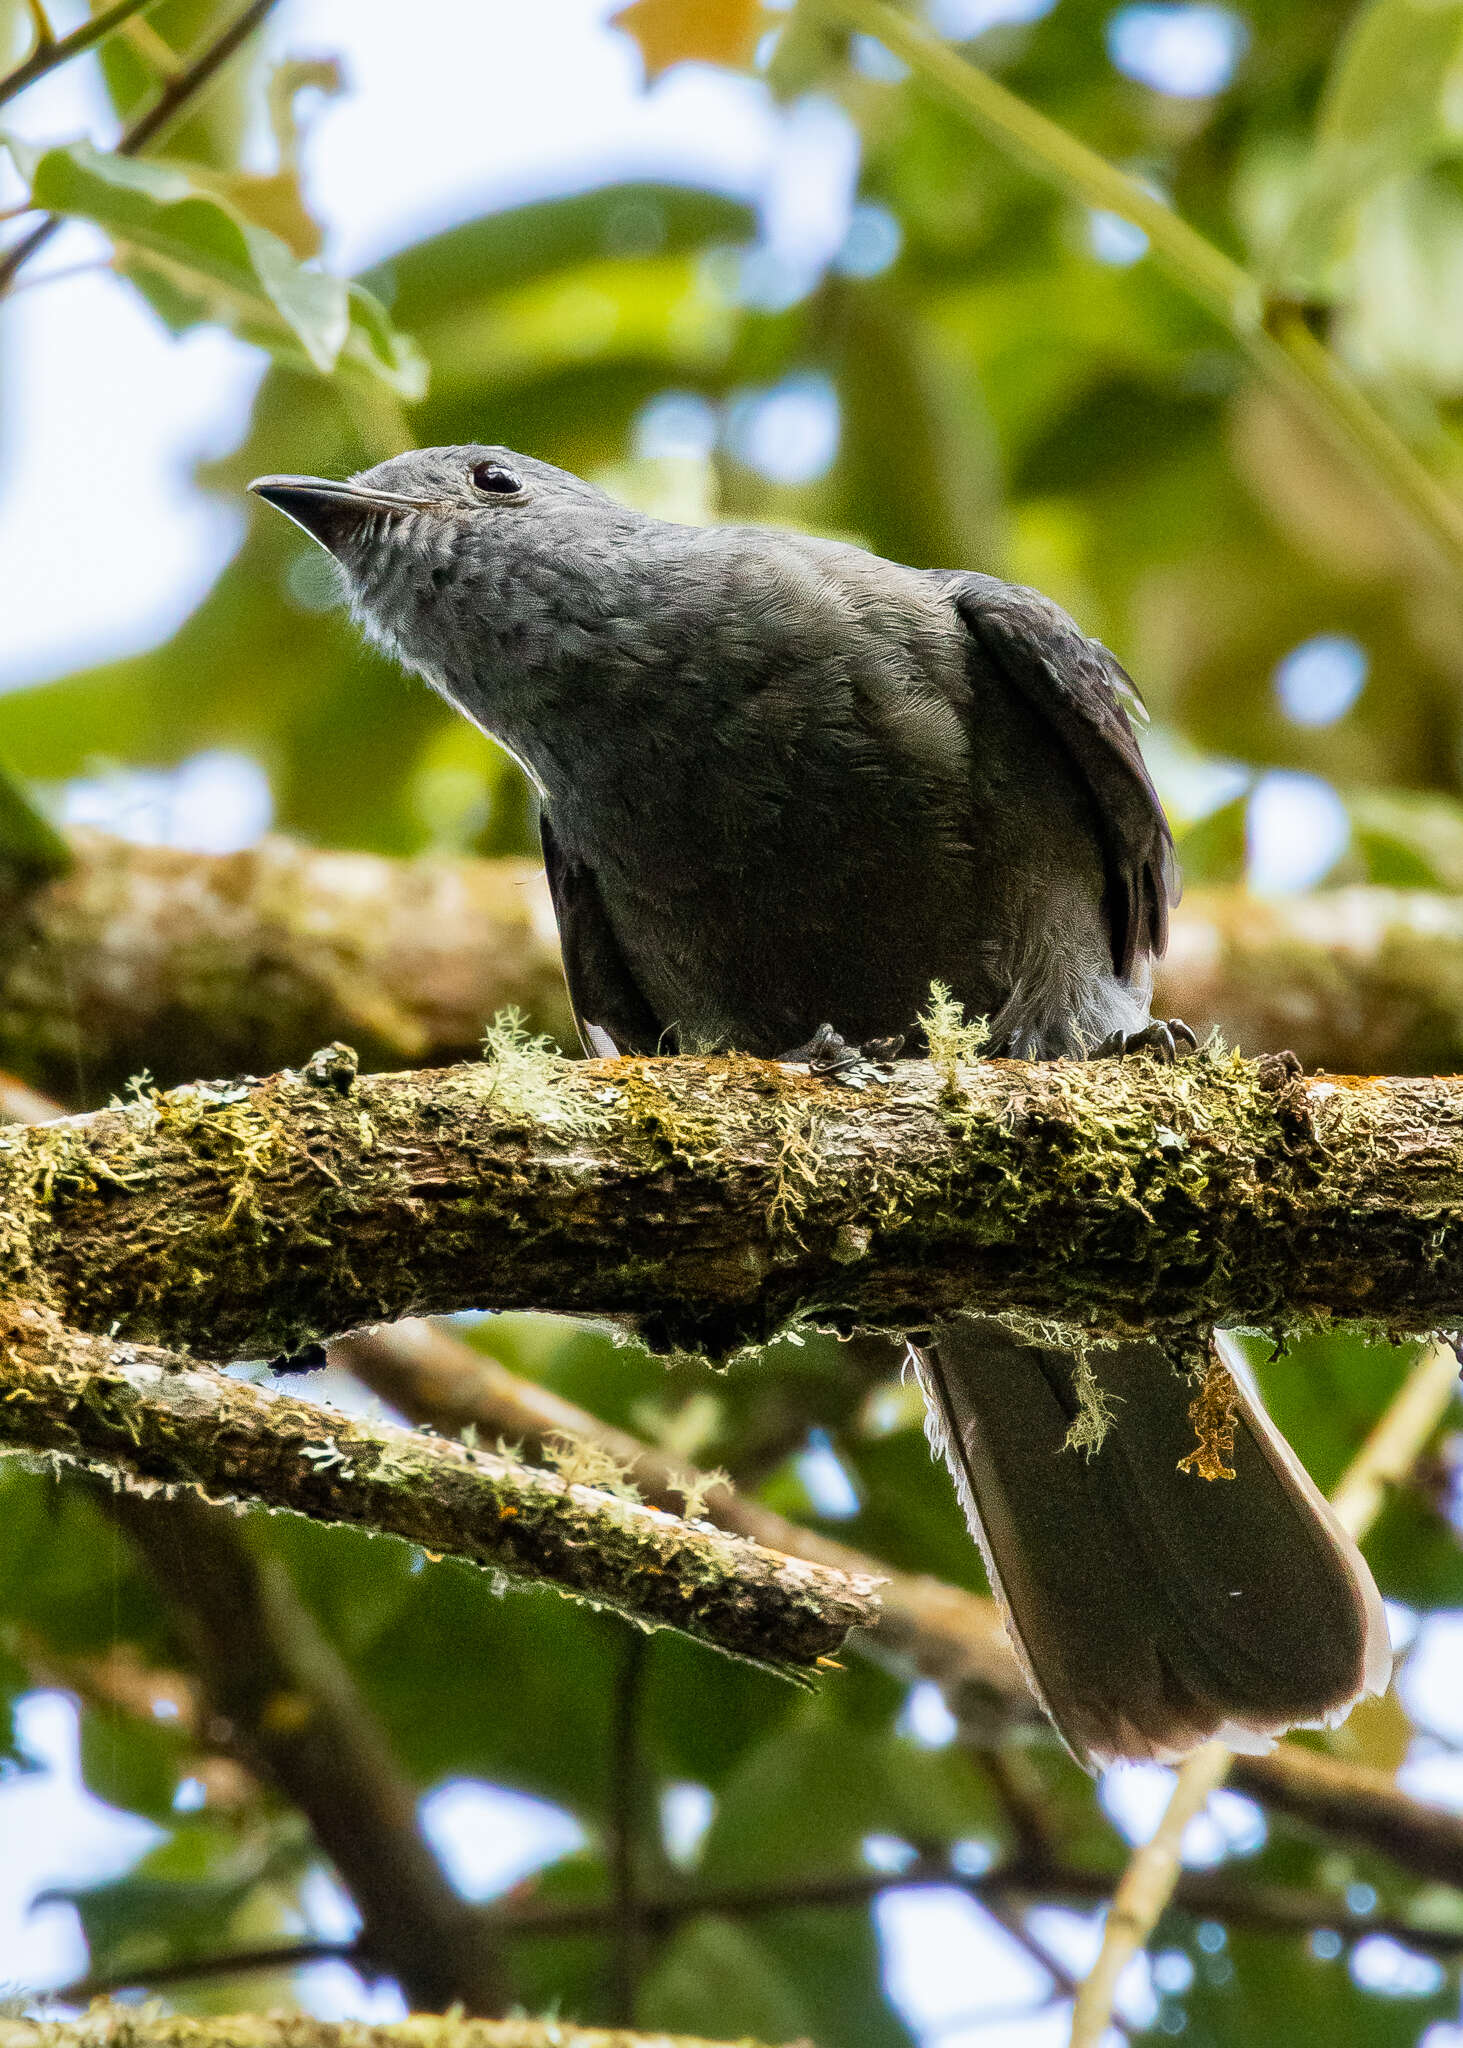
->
[908,1319,1390,1770]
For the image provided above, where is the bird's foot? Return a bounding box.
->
[780,1022,905,1090]
[1095,1018,1198,1063]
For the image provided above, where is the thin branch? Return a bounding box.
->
[112,0,277,158]
[1069,1740,1233,2047]
[811,0,1463,582]
[1068,1337,1460,2048]
[105,1486,506,2014]
[337,1319,1034,1706]
[6,1041,1463,1357]
[61,1851,1463,2006]
[339,1320,1463,1898]
[0,1302,880,1675]
[1230,1741,1463,1884]
[0,0,279,298]
[0,0,169,108]
[1327,1338,1462,1538]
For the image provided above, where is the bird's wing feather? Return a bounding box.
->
[540,809,665,1056]
[949,574,1178,977]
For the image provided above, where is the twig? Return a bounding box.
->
[0,1302,881,1675]
[62,1850,1463,2006]
[1067,1337,1460,2047]
[0,0,168,108]
[811,0,1463,582]
[0,0,280,298]
[1327,1339,1462,1539]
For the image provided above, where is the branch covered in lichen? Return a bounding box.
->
[5,830,1463,1107]
[0,827,572,1104]
[0,2019,785,2048]
[2,1036,1462,1357]
[0,1304,879,1674]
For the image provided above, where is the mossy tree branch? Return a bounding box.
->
[0,1303,879,1674]
[3,1042,1463,1358]
[8,833,1463,1107]
[0,827,571,1105]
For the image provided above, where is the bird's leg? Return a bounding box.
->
[779,1022,905,1089]
[1095,1018,1199,1063]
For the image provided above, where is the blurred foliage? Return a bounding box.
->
[4,0,1463,2041]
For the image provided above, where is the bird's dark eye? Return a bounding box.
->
[470,461,523,497]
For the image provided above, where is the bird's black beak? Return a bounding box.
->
[248,474,430,554]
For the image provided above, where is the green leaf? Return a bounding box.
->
[0,757,69,888]
[696,1695,994,1886]
[340,282,430,401]
[11,139,347,370]
[62,1819,308,1982]
[1270,0,1463,291]
[7,138,422,393]
[638,1916,822,2043]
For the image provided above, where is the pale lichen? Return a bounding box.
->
[919,979,990,1087]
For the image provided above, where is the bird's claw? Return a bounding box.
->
[780,1023,905,1089]
[1096,1018,1198,1063]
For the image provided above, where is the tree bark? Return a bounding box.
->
[7,831,1463,1104]
[2,1040,1462,1357]
[0,1304,879,1674]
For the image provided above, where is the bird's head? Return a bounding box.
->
[249,446,639,760]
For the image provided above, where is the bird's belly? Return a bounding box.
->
[606,838,1008,1057]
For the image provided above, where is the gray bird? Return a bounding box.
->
[251,446,1389,1769]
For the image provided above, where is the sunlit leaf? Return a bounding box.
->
[1269,0,1463,290]
[611,0,772,81]
[11,138,349,369]
[94,0,259,170]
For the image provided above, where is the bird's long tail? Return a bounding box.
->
[908,1318,1391,1769]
